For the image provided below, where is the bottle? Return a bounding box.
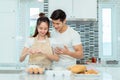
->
[98,58,101,63]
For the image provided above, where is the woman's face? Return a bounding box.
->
[37,22,48,37]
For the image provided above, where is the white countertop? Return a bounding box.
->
[0,65,120,80]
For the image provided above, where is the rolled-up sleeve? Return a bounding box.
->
[72,32,82,46]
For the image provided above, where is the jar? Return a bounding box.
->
[92,57,97,63]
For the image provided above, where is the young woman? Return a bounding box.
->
[19,16,59,67]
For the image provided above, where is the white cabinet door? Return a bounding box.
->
[0,0,17,64]
[49,0,97,20]
[48,0,72,19]
[73,0,97,19]
[0,13,17,64]
[0,0,16,13]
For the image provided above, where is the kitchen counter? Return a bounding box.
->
[0,65,120,80]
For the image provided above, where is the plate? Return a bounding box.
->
[69,65,102,79]
[73,73,101,77]
[72,70,101,79]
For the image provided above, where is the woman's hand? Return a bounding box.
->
[28,48,43,54]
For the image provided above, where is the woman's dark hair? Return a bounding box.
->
[39,12,45,17]
[32,17,50,37]
[50,9,66,22]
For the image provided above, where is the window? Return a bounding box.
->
[99,4,117,59]
[30,8,39,36]
[28,0,44,36]
[102,8,112,56]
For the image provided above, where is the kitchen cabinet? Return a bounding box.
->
[48,0,72,19]
[73,0,97,19]
[0,0,18,63]
[48,0,97,20]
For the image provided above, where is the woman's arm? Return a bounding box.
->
[44,53,59,61]
[19,47,29,62]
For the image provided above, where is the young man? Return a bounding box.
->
[50,9,83,68]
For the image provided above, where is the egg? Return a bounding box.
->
[28,67,34,74]
[38,67,44,74]
[33,68,39,74]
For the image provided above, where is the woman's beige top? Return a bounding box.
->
[29,36,53,67]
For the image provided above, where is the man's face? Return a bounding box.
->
[51,19,65,32]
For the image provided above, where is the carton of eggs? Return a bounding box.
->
[26,65,44,74]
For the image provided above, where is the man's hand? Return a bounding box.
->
[61,45,70,55]
[53,44,83,59]
[54,45,70,55]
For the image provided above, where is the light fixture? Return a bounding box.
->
[38,0,44,2]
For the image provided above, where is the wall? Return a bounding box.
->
[115,1,120,59]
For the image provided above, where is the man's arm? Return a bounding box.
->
[55,44,83,59]
[67,44,83,59]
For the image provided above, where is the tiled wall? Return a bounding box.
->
[66,21,99,63]
[43,0,49,16]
